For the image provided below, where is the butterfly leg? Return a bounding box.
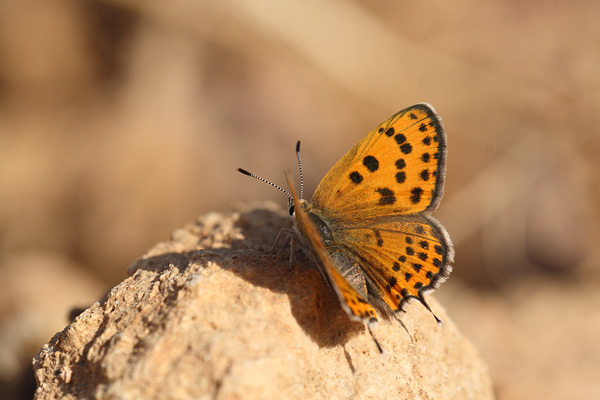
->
[390,312,414,343]
[268,228,293,253]
[288,236,295,271]
[267,228,298,270]
[366,323,384,355]
[418,293,444,327]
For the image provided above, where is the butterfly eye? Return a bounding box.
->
[288,205,295,216]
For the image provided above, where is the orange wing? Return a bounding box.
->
[284,171,378,325]
[311,103,447,222]
[340,214,453,313]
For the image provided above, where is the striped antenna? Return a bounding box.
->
[237,168,293,202]
[295,141,304,200]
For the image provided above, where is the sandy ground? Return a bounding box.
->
[0,1,599,399]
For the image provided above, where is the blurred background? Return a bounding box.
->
[1,1,599,399]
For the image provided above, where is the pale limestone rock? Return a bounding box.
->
[33,205,494,400]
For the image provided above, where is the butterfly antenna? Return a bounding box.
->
[295,141,304,200]
[237,168,293,202]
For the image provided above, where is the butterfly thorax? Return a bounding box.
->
[303,206,334,246]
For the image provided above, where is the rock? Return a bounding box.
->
[33,204,494,400]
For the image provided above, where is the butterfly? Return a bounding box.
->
[238,103,453,343]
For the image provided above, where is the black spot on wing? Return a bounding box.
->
[349,171,363,184]
[410,187,423,203]
[400,143,412,154]
[394,134,406,144]
[374,230,383,247]
[395,171,406,184]
[376,188,396,205]
[363,155,379,172]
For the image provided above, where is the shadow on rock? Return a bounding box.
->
[127,205,367,350]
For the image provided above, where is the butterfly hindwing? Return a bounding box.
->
[311,103,447,222]
[338,214,453,313]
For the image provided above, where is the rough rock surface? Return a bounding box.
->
[33,204,494,400]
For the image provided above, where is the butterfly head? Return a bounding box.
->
[288,197,308,217]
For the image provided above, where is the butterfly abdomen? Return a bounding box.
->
[303,209,369,300]
[328,249,369,299]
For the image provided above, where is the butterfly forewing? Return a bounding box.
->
[311,103,447,222]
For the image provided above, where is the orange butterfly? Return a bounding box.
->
[239,103,453,341]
